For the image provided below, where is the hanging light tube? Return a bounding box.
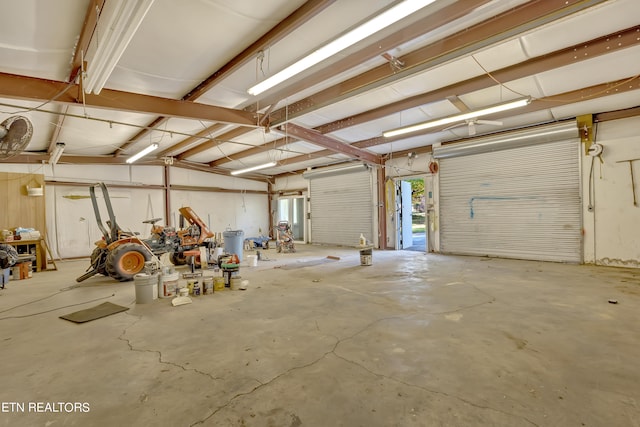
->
[247,0,436,96]
[49,142,65,165]
[383,97,532,138]
[83,0,155,95]
[230,161,277,175]
[126,143,158,164]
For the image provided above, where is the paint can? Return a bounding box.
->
[193,282,201,297]
[229,276,242,290]
[135,273,158,304]
[159,271,179,298]
[213,276,225,291]
[203,277,214,294]
[246,254,257,267]
[359,248,372,266]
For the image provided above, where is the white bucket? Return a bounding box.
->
[246,254,257,267]
[159,272,179,298]
[135,274,158,304]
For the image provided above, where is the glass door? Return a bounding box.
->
[277,196,305,241]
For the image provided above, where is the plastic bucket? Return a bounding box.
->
[159,272,179,298]
[223,230,244,261]
[229,276,242,290]
[135,274,158,303]
[213,277,225,291]
[246,254,257,267]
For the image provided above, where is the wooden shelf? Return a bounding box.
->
[5,239,46,272]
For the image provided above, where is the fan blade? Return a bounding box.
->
[0,116,33,159]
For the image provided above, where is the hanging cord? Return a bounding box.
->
[0,292,115,320]
[471,55,531,98]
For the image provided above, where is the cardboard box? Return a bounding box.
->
[19,262,31,279]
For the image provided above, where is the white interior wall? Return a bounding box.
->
[170,190,268,238]
[0,163,268,259]
[582,116,640,268]
[273,174,307,192]
[170,167,267,191]
[46,185,164,259]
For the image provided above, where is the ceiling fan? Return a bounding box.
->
[445,118,503,136]
[0,116,33,159]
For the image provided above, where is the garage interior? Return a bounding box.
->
[0,0,639,426]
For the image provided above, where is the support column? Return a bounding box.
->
[377,167,387,249]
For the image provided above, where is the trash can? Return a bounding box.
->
[223,229,245,261]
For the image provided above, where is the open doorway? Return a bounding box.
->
[396,178,426,252]
[277,196,305,242]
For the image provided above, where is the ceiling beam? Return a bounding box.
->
[0,72,258,126]
[246,0,493,116]
[181,0,491,160]
[211,24,640,167]
[68,0,105,82]
[185,0,336,102]
[264,0,608,126]
[211,0,608,165]
[279,123,382,165]
[177,126,253,160]
[115,0,335,155]
[156,123,228,157]
[272,75,640,169]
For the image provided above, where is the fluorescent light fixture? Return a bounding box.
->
[230,161,277,175]
[83,0,155,95]
[383,97,532,138]
[49,142,65,165]
[126,143,158,164]
[247,0,436,96]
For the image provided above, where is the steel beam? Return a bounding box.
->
[0,72,258,125]
[116,0,335,154]
[266,0,608,126]
[214,24,640,166]
[273,76,640,170]
[279,123,381,165]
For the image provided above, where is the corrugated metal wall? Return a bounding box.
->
[439,139,582,262]
[309,169,373,246]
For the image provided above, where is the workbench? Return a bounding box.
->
[4,239,47,272]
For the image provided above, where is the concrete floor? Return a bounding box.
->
[0,245,639,427]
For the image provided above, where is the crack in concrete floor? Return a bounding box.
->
[118,313,224,383]
[183,301,535,427]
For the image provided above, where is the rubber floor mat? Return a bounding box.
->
[60,301,129,323]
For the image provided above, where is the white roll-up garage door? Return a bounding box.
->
[306,164,373,246]
[434,122,582,262]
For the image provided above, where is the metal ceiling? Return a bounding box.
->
[0,0,639,179]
